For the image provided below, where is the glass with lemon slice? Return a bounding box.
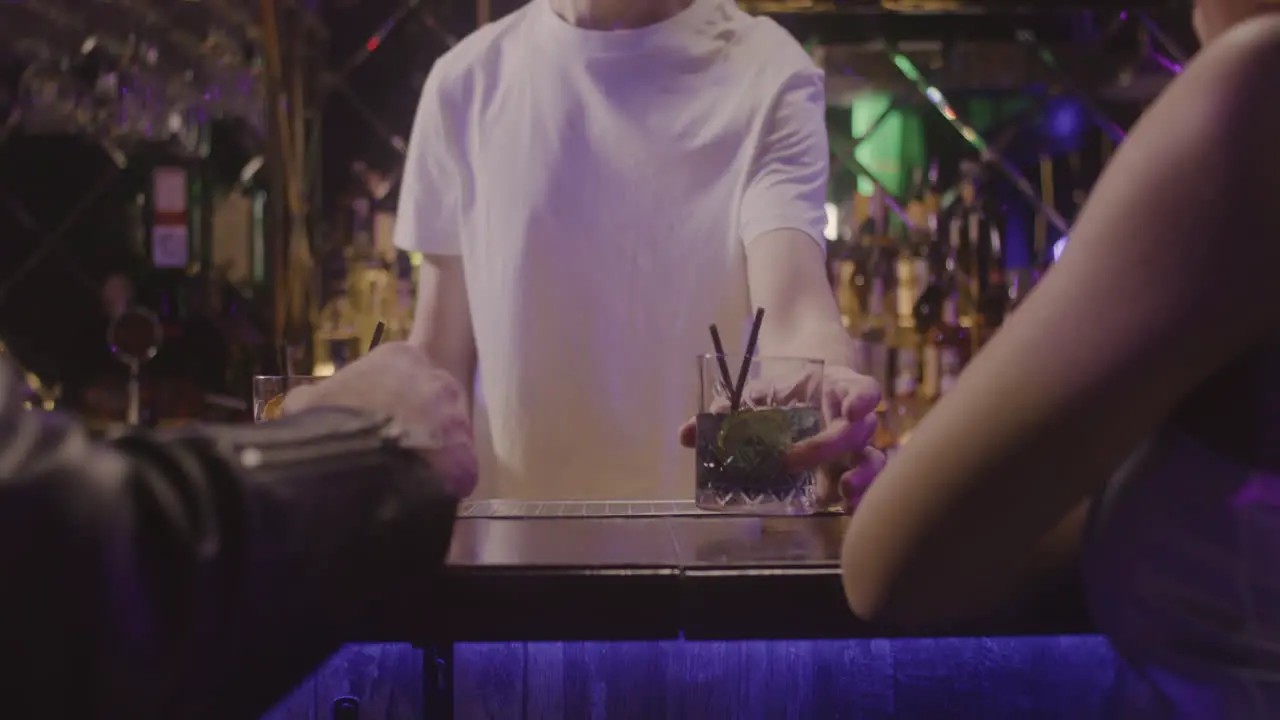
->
[694,355,824,515]
[252,375,322,422]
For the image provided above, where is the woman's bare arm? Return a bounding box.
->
[841,17,1280,626]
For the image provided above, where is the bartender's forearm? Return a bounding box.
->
[761,320,858,370]
[411,255,478,405]
[747,231,859,371]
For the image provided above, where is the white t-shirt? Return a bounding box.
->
[394,0,828,501]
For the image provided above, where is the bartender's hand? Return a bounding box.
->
[678,365,885,511]
[282,342,478,498]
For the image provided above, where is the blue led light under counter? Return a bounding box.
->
[272,635,1129,719]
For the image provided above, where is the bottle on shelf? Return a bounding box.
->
[904,165,929,232]
[905,160,942,233]
[951,166,987,330]
[976,216,1009,348]
[893,240,922,337]
[921,292,972,404]
[914,160,942,290]
[836,191,879,332]
[912,215,963,336]
[834,244,864,331]
[887,342,922,448]
[855,275,892,392]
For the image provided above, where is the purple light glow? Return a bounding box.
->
[1232,475,1280,509]
[1052,236,1069,263]
[280,636,1128,719]
[1150,53,1185,75]
[1045,98,1086,139]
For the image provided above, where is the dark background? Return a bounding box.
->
[0,0,1194,397]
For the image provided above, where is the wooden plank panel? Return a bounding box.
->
[457,636,1119,719]
[272,643,423,720]
[454,642,525,720]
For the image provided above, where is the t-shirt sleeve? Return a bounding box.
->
[738,68,830,251]
[394,68,465,256]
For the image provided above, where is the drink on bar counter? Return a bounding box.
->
[695,407,823,512]
[694,355,825,515]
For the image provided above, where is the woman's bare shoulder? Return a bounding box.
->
[1117,15,1280,204]
[1179,15,1280,127]
[1219,12,1280,58]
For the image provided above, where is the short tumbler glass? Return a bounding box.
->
[694,355,825,515]
[252,375,322,423]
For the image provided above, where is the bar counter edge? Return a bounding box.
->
[396,512,1097,643]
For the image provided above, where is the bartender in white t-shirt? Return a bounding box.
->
[394,0,883,501]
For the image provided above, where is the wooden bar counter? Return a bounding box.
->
[269,501,1121,720]
[437,500,1094,642]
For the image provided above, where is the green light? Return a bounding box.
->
[850,93,903,198]
[891,54,922,82]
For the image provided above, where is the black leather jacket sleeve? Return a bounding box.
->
[0,361,458,720]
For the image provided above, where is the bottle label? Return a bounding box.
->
[939,348,963,395]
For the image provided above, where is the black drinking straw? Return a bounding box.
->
[708,325,735,402]
[731,308,766,412]
[278,346,290,379]
[369,321,386,352]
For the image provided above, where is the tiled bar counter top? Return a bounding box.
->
[269,501,1121,719]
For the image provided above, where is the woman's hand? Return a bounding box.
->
[785,365,885,511]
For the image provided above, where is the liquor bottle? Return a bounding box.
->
[917,161,944,243]
[834,241,864,332]
[933,205,979,329]
[905,160,942,234]
[976,217,1010,348]
[894,243,921,336]
[904,165,930,232]
[911,220,955,335]
[921,293,972,403]
[836,192,879,332]
[889,236,924,409]
[887,343,922,447]
[856,276,892,392]
[952,165,989,329]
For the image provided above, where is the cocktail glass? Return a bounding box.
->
[252,375,322,423]
[694,355,824,515]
